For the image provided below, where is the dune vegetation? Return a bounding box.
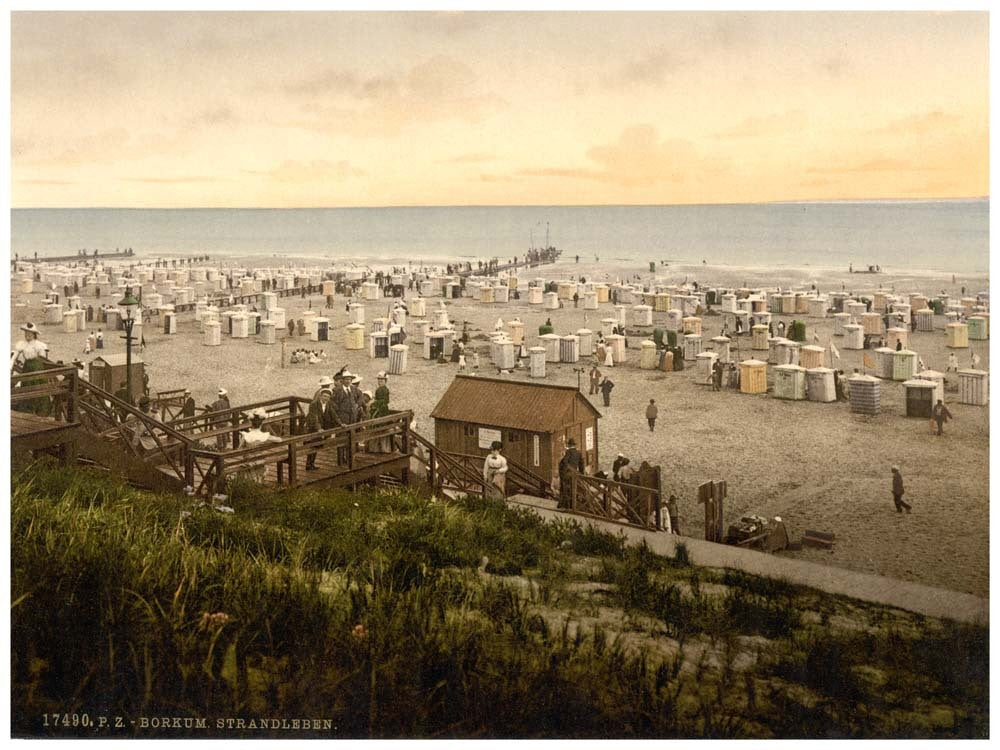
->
[11,460,988,738]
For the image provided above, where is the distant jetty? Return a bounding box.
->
[12,250,137,266]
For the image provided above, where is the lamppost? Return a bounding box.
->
[118,286,140,404]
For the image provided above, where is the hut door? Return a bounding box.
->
[504,430,527,469]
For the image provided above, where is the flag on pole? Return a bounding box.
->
[830,341,841,360]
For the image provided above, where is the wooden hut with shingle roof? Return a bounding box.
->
[430,375,600,485]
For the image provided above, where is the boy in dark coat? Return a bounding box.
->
[891,466,911,513]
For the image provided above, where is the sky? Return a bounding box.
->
[9,11,989,208]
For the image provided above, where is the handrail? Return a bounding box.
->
[78,379,193,445]
[166,395,309,430]
[407,430,491,496]
[185,410,413,495]
[570,472,661,530]
[11,364,79,425]
[445,451,553,498]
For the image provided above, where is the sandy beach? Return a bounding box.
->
[12,257,990,598]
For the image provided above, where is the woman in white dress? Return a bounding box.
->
[482,441,508,499]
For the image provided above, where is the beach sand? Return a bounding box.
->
[12,258,990,597]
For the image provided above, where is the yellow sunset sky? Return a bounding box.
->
[10,10,989,208]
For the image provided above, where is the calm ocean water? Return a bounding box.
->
[10,201,989,273]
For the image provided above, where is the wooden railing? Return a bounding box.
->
[166,396,309,446]
[152,388,189,422]
[570,470,662,531]
[446,451,553,499]
[407,430,491,497]
[11,363,80,423]
[76,379,193,485]
[184,411,413,496]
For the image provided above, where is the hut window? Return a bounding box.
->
[533,435,540,466]
[506,431,522,443]
[463,424,476,437]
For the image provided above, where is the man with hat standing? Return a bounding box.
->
[333,370,355,425]
[305,387,341,470]
[558,437,585,509]
[209,388,231,450]
[313,375,335,401]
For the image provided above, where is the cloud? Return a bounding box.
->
[609,49,685,87]
[121,176,221,184]
[16,178,75,185]
[806,158,937,175]
[515,125,723,187]
[439,152,495,164]
[873,110,962,135]
[284,55,505,137]
[16,127,131,166]
[246,159,366,183]
[404,11,485,36]
[818,54,850,77]
[713,110,805,139]
[479,173,519,183]
[189,106,238,127]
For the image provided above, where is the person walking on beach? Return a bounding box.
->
[589,364,602,395]
[947,352,959,372]
[645,399,658,431]
[96,329,104,349]
[599,376,615,407]
[932,399,953,436]
[891,466,911,513]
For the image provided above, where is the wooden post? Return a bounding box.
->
[571,472,578,512]
[698,481,714,542]
[428,447,436,490]
[713,480,726,542]
[654,466,662,531]
[288,443,297,486]
[281,338,286,369]
[347,427,354,469]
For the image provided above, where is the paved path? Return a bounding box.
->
[507,494,988,625]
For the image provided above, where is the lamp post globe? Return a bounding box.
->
[118,287,140,404]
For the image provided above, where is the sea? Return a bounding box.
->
[10,200,990,274]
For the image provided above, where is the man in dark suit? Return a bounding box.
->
[305,388,341,470]
[558,438,585,509]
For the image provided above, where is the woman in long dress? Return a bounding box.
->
[13,322,52,415]
[482,441,508,499]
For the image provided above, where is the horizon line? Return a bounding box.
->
[10,196,989,211]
